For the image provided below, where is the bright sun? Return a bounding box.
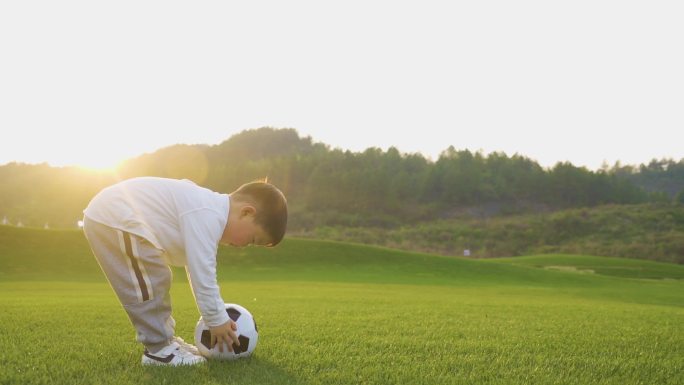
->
[46,151,125,172]
[75,162,121,172]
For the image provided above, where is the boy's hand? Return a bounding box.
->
[209,320,239,353]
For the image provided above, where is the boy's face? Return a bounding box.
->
[222,208,272,247]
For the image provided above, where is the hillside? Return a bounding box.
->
[487,254,684,280]
[294,203,684,264]
[1,128,683,265]
[1,225,683,288]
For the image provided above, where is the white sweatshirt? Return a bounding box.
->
[83,177,230,327]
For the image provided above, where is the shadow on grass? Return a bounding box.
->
[140,355,308,385]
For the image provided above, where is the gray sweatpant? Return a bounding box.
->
[83,216,175,353]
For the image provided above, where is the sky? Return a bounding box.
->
[1,1,682,170]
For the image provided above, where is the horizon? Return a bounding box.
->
[1,1,682,171]
[1,128,682,172]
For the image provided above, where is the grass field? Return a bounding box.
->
[0,225,682,385]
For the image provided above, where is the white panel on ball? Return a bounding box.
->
[194,303,259,360]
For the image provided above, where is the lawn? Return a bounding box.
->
[0,226,682,384]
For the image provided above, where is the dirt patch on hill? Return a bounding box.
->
[543,265,596,274]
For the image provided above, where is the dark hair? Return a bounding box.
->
[231,180,288,246]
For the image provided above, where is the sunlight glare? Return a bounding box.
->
[55,153,125,172]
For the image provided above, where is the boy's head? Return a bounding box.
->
[226,180,288,247]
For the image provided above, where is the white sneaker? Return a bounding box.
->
[141,342,206,366]
[171,336,201,356]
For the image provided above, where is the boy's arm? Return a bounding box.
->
[182,210,241,351]
[180,210,230,328]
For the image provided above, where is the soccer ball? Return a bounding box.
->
[194,303,259,360]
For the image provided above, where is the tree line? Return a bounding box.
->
[1,127,682,229]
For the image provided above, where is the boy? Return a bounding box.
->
[82,177,287,366]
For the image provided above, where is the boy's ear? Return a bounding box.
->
[240,205,256,218]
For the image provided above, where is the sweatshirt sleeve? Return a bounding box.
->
[180,209,230,327]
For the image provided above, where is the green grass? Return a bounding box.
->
[0,225,683,385]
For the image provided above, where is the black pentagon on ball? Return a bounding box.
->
[227,307,241,322]
[232,335,250,354]
[200,329,212,349]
